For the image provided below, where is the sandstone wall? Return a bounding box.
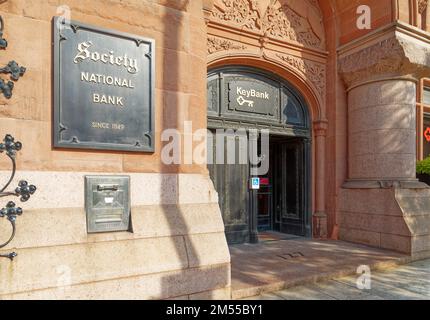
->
[0,0,230,300]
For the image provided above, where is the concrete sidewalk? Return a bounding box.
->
[231,235,413,299]
[242,258,430,300]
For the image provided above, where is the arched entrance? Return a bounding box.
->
[207,66,312,244]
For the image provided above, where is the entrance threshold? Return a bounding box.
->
[229,238,411,299]
[258,231,301,243]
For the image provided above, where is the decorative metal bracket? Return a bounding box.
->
[0,16,26,99]
[0,61,26,81]
[0,16,7,49]
[0,134,36,260]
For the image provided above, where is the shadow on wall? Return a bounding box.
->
[158,3,218,300]
[349,82,417,179]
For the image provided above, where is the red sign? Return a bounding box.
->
[260,178,270,185]
[425,127,430,142]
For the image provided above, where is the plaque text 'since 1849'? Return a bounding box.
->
[53,17,155,152]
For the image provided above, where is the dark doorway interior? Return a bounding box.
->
[257,136,306,236]
[208,133,309,244]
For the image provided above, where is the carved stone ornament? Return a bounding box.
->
[276,53,326,102]
[210,0,324,50]
[262,2,322,49]
[212,0,261,31]
[208,36,247,54]
[419,0,429,14]
[338,25,430,88]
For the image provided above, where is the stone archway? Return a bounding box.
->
[207,65,313,243]
[205,0,329,238]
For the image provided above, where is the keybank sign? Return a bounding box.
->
[232,82,275,113]
[236,87,270,100]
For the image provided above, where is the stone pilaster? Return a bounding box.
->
[337,22,430,256]
[313,120,328,239]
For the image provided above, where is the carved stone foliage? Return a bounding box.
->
[303,62,326,102]
[262,3,322,49]
[207,37,247,54]
[276,53,326,102]
[338,31,430,88]
[419,0,429,14]
[338,37,404,83]
[210,0,324,50]
[208,1,326,104]
[212,0,261,31]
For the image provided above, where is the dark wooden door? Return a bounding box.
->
[272,140,306,236]
[208,131,250,244]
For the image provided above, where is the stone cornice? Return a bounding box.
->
[203,0,215,24]
[338,22,430,89]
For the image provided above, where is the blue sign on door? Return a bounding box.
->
[251,177,260,190]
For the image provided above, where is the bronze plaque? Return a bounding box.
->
[53,17,155,152]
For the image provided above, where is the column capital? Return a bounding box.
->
[338,22,430,89]
[313,119,328,137]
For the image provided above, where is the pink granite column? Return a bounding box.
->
[336,24,430,254]
[338,26,430,187]
[347,79,417,183]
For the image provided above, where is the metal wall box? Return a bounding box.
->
[85,176,131,233]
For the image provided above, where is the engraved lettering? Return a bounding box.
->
[112,123,125,130]
[93,93,125,106]
[101,53,109,63]
[92,121,110,129]
[91,51,100,61]
[81,72,89,82]
[115,56,123,66]
[81,72,134,89]
[74,41,139,74]
[74,41,92,64]
[91,122,124,130]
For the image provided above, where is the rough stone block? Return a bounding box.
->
[185,232,231,268]
[339,226,381,247]
[380,233,411,254]
[0,264,231,300]
[189,287,231,300]
[0,236,189,294]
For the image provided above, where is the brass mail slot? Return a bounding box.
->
[85,176,131,233]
